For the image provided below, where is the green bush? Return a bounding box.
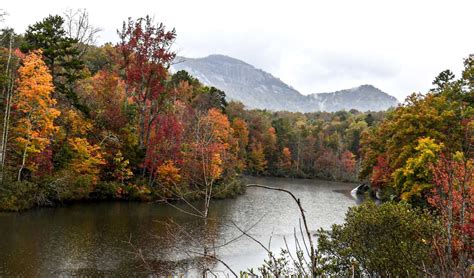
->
[92,181,121,199]
[316,201,439,276]
[0,180,50,211]
[213,177,245,199]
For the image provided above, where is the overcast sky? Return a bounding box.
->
[2,0,473,100]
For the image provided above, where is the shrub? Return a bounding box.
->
[316,201,439,276]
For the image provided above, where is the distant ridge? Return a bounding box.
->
[172,54,399,112]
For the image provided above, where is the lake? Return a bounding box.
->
[0,177,361,276]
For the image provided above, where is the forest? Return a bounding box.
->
[0,13,382,211]
[0,10,472,277]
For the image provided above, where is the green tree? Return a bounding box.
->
[21,15,85,111]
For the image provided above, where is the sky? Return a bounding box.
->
[1,0,473,101]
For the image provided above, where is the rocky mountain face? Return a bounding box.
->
[171,54,399,112]
[309,85,399,112]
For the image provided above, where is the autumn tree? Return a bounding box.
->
[144,111,185,186]
[340,150,356,180]
[68,137,105,180]
[13,50,60,181]
[112,150,133,185]
[360,56,473,203]
[370,155,392,190]
[428,152,473,276]
[117,16,176,150]
[78,70,129,132]
[278,147,292,176]
[155,160,181,197]
[22,15,85,110]
[392,137,443,202]
[247,143,267,174]
[231,117,249,172]
[186,108,233,194]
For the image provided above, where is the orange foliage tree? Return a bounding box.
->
[13,50,60,181]
[188,108,232,187]
[278,147,292,176]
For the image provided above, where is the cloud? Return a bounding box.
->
[2,0,473,101]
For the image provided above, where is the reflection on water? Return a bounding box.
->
[0,177,359,276]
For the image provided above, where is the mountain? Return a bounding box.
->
[171,54,399,112]
[309,85,399,112]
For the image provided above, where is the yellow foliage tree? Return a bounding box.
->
[248,143,267,174]
[113,151,133,184]
[13,50,60,181]
[68,137,105,183]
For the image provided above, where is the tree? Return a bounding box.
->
[112,151,133,184]
[370,155,392,190]
[0,28,20,181]
[278,147,292,176]
[186,108,233,193]
[156,160,181,196]
[360,66,473,203]
[144,112,184,186]
[13,50,60,180]
[78,70,129,131]
[231,117,249,171]
[117,16,176,150]
[193,86,228,112]
[432,69,455,93]
[428,152,473,276]
[392,137,443,202]
[340,150,356,178]
[68,137,105,183]
[248,143,267,174]
[63,9,101,57]
[22,15,84,109]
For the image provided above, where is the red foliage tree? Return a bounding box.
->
[117,16,176,149]
[340,150,356,174]
[370,155,392,189]
[428,153,473,276]
[145,111,185,186]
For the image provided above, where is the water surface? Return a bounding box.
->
[0,177,360,276]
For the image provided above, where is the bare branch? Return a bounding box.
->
[63,8,101,56]
[246,183,318,275]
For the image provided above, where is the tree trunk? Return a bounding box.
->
[18,144,28,182]
[0,33,14,182]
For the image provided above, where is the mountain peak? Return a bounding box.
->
[171,55,399,112]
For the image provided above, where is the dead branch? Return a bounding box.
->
[246,183,318,276]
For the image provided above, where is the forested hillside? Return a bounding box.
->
[0,8,472,277]
[0,14,377,211]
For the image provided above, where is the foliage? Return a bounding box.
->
[428,152,473,276]
[316,201,439,276]
[360,55,474,204]
[68,137,105,179]
[117,15,176,149]
[392,137,443,202]
[12,50,60,180]
[21,15,86,111]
